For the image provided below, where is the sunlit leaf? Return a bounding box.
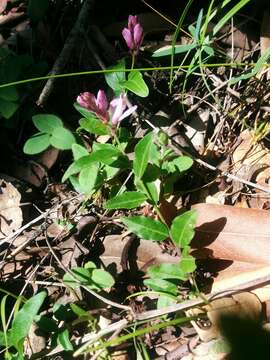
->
[171,210,197,247]
[79,117,109,135]
[23,133,50,154]
[121,216,169,241]
[50,127,76,150]
[105,191,147,209]
[123,70,149,97]
[10,292,46,348]
[133,132,153,179]
[32,114,63,134]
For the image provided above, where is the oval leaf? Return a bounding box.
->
[133,132,153,179]
[78,162,99,194]
[172,156,193,172]
[23,133,50,154]
[50,127,76,150]
[10,291,46,348]
[71,143,89,160]
[105,191,147,209]
[105,58,126,94]
[91,269,115,289]
[171,210,197,248]
[79,117,109,135]
[33,114,63,134]
[147,263,186,280]
[123,70,149,97]
[121,216,169,241]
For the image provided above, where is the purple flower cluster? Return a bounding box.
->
[122,15,143,54]
[77,91,136,126]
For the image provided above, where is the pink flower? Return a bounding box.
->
[122,15,143,53]
[109,93,137,125]
[76,90,109,123]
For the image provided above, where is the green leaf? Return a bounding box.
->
[121,216,169,241]
[10,292,46,348]
[171,210,197,248]
[202,44,214,56]
[63,266,114,291]
[50,127,76,150]
[105,191,147,209]
[91,269,115,289]
[0,331,6,346]
[152,43,197,57]
[28,0,49,22]
[133,132,153,179]
[123,70,149,97]
[32,114,63,134]
[147,263,186,280]
[157,295,177,309]
[171,156,193,172]
[213,0,251,36]
[0,86,19,101]
[230,47,270,85]
[57,329,73,351]
[79,117,109,135]
[71,143,89,160]
[63,267,91,289]
[23,133,50,154]
[0,98,19,118]
[180,254,196,274]
[194,9,203,41]
[144,278,178,295]
[74,103,94,119]
[62,155,93,182]
[70,304,88,317]
[78,162,99,194]
[136,176,159,204]
[105,58,126,94]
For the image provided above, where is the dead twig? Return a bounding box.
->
[37,0,95,106]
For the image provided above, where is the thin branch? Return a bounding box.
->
[37,0,95,106]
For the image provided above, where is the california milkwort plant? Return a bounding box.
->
[23,14,197,310]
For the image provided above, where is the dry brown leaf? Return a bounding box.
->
[101,235,179,272]
[186,292,262,342]
[231,129,270,207]
[192,203,270,264]
[0,178,22,239]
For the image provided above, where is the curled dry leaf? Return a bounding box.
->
[0,178,22,239]
[191,203,270,301]
[100,234,180,273]
[232,129,270,207]
[186,292,262,342]
[12,147,59,187]
[191,203,270,265]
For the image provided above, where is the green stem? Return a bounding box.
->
[131,53,136,70]
[92,315,199,351]
[0,62,252,88]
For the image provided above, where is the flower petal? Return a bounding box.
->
[110,96,126,125]
[133,23,143,47]
[119,105,137,122]
[122,28,134,50]
[96,90,108,112]
[128,15,138,29]
[77,92,97,111]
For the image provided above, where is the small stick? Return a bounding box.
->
[37,0,95,106]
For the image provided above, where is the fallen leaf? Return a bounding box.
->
[100,235,179,273]
[191,203,270,265]
[0,178,22,239]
